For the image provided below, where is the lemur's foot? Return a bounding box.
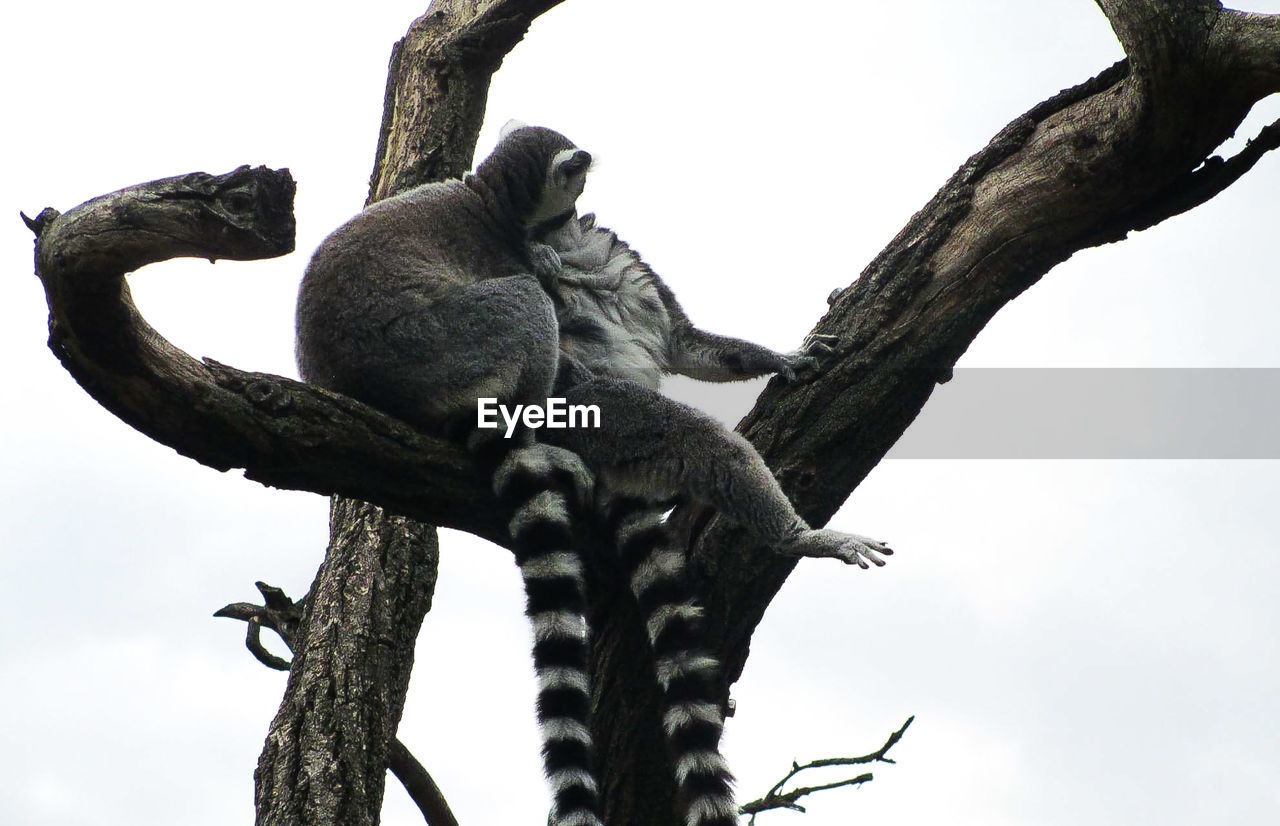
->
[782,529,893,569]
[528,241,563,290]
[780,334,840,381]
[493,443,595,508]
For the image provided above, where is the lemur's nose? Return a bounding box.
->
[565,150,592,174]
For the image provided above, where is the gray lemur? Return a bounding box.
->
[295,123,891,826]
[535,210,890,826]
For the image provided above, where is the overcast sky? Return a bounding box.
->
[4,2,1279,825]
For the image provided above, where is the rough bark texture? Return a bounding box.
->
[26,1,1280,824]
[255,499,438,825]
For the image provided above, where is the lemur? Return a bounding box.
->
[535,210,888,826]
[295,124,891,826]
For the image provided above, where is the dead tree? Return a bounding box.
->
[25,1,1280,823]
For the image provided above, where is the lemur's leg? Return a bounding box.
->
[543,377,891,568]
[600,492,738,826]
[369,277,604,826]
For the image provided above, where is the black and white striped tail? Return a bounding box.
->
[606,496,738,826]
[484,434,602,826]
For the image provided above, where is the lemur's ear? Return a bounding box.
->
[500,119,529,139]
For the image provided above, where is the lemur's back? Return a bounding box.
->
[295,179,526,407]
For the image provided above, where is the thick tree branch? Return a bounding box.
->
[591,7,1280,821]
[1219,11,1280,96]
[26,167,508,547]
[693,0,1280,681]
[1095,0,1222,79]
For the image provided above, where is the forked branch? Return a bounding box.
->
[739,717,915,824]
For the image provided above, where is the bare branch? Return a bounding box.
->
[245,621,292,671]
[1121,117,1280,235]
[388,740,462,826]
[739,717,914,824]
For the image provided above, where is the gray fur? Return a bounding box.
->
[532,215,891,565]
[543,212,835,389]
[297,126,590,429]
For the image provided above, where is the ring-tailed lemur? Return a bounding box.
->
[297,125,604,826]
[536,211,890,826]
[296,123,891,826]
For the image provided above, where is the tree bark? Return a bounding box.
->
[25,1,1280,825]
[254,499,438,825]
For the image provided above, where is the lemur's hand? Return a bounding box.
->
[782,529,893,569]
[778,334,839,381]
[527,242,563,294]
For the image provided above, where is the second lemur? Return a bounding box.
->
[542,210,835,389]
[536,210,890,826]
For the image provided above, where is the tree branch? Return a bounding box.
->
[694,0,1280,683]
[369,0,566,200]
[388,740,462,826]
[1095,0,1222,80]
[594,7,1280,821]
[738,717,914,824]
[1218,10,1280,97]
[25,167,509,547]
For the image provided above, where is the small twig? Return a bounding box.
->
[215,582,459,826]
[739,716,914,824]
[214,581,306,665]
[245,619,291,671]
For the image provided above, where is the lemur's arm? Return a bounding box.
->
[658,281,836,382]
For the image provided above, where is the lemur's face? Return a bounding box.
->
[533,147,592,225]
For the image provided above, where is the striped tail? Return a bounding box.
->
[485,435,602,826]
[606,496,738,826]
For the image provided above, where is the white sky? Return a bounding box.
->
[3,2,1279,825]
